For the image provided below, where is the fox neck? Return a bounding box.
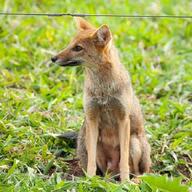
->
[84,46,128,96]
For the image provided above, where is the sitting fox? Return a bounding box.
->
[51,18,151,181]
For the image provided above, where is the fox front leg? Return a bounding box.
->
[85,118,99,177]
[119,116,130,181]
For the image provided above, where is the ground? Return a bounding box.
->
[0,0,191,191]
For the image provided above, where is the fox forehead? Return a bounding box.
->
[72,29,96,43]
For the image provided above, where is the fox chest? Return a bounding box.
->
[85,96,126,117]
[87,96,126,147]
[85,95,129,148]
[86,96,127,126]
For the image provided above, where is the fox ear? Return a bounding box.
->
[75,17,94,31]
[93,25,112,47]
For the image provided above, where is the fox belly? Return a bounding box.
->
[97,126,120,175]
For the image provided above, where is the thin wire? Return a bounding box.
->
[0,12,192,18]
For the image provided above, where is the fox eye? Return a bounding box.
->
[72,45,83,52]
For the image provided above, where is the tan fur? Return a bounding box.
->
[52,18,151,181]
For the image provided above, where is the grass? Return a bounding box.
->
[0,0,192,191]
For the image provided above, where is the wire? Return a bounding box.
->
[0,12,192,19]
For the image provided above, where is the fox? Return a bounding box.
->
[51,17,151,181]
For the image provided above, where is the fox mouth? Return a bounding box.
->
[57,60,82,67]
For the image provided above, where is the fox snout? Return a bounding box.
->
[51,54,83,67]
[51,42,84,67]
[51,56,58,63]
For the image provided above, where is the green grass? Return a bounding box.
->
[0,0,192,191]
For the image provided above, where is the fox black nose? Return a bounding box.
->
[51,56,58,63]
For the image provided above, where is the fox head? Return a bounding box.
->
[51,18,112,68]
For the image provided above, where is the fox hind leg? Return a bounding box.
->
[130,134,142,175]
[130,134,151,176]
[139,136,151,174]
